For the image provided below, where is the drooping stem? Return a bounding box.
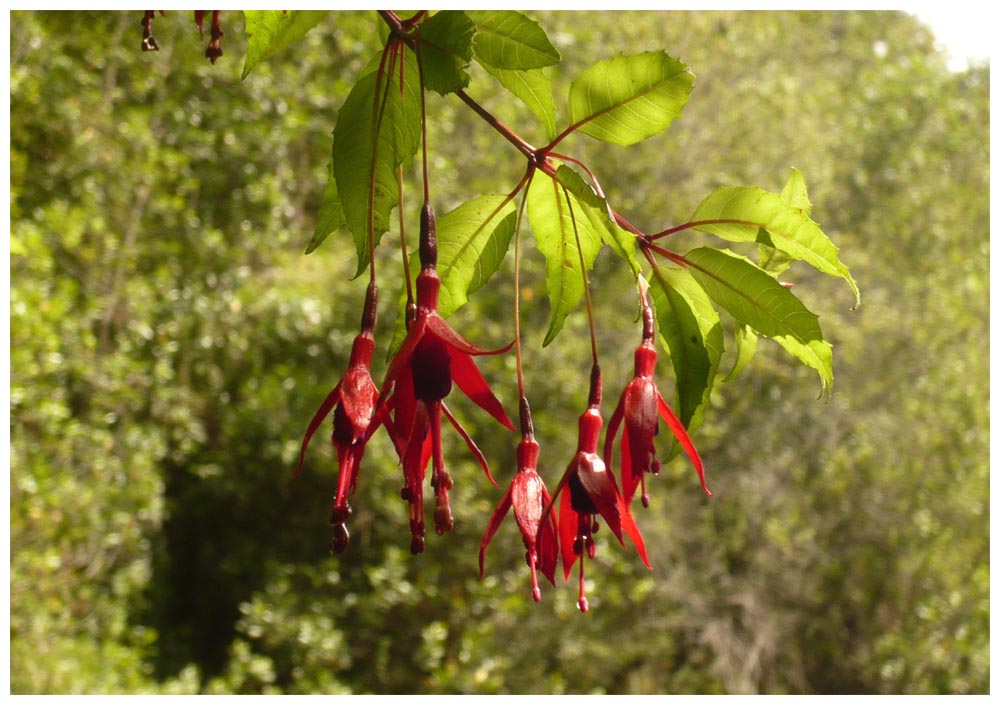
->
[560,182,599,366]
[396,165,413,309]
[415,38,430,203]
[512,172,534,404]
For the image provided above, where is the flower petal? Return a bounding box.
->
[426,313,513,357]
[449,348,515,431]
[295,383,341,477]
[657,391,711,496]
[478,486,513,579]
[575,452,626,546]
[442,402,497,486]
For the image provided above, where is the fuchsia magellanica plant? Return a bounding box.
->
[146,9,858,611]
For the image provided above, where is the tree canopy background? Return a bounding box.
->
[9,10,989,694]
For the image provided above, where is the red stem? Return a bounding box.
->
[652,218,760,240]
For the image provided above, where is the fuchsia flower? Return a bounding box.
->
[478,401,559,601]
[296,282,382,554]
[378,203,515,554]
[539,365,649,612]
[604,295,710,508]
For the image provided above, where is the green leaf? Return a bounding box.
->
[527,175,604,346]
[333,48,422,277]
[482,64,557,141]
[416,11,475,95]
[567,51,693,147]
[242,11,327,80]
[436,195,518,318]
[758,167,812,276]
[691,184,860,306]
[684,247,833,392]
[648,267,723,432]
[305,159,345,255]
[553,165,640,277]
[468,10,561,70]
[724,324,758,382]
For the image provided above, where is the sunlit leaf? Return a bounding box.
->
[724,323,758,382]
[758,167,812,276]
[684,247,833,392]
[527,175,604,346]
[691,184,860,306]
[468,10,561,70]
[553,165,640,277]
[567,51,693,146]
[242,11,327,80]
[482,64,557,141]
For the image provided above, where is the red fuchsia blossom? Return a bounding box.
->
[604,293,710,508]
[539,365,650,612]
[378,203,515,554]
[478,400,559,601]
[296,282,382,554]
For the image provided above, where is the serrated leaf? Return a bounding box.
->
[566,51,693,147]
[482,64,557,141]
[553,165,640,277]
[388,195,518,353]
[648,266,723,432]
[305,159,345,254]
[684,247,833,392]
[468,10,560,70]
[416,11,475,95]
[758,167,812,276]
[242,11,326,80]
[691,185,860,307]
[527,175,604,346]
[334,48,422,277]
[436,195,518,317]
[724,323,758,382]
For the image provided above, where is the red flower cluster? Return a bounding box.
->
[298,203,710,609]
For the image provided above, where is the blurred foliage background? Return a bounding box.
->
[9,10,989,694]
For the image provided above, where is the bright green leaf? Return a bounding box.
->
[436,195,518,318]
[691,184,860,306]
[758,167,812,276]
[553,165,640,277]
[305,159,345,255]
[724,323,759,382]
[527,175,604,346]
[567,51,693,147]
[648,266,723,432]
[333,48,422,277]
[468,10,561,70]
[242,11,327,80]
[684,247,833,392]
[416,11,475,95]
[482,64,557,141]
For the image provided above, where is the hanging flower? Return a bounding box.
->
[604,293,710,508]
[379,203,514,554]
[539,365,649,612]
[479,401,559,601]
[296,282,382,554]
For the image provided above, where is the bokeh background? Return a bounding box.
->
[9,10,989,694]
